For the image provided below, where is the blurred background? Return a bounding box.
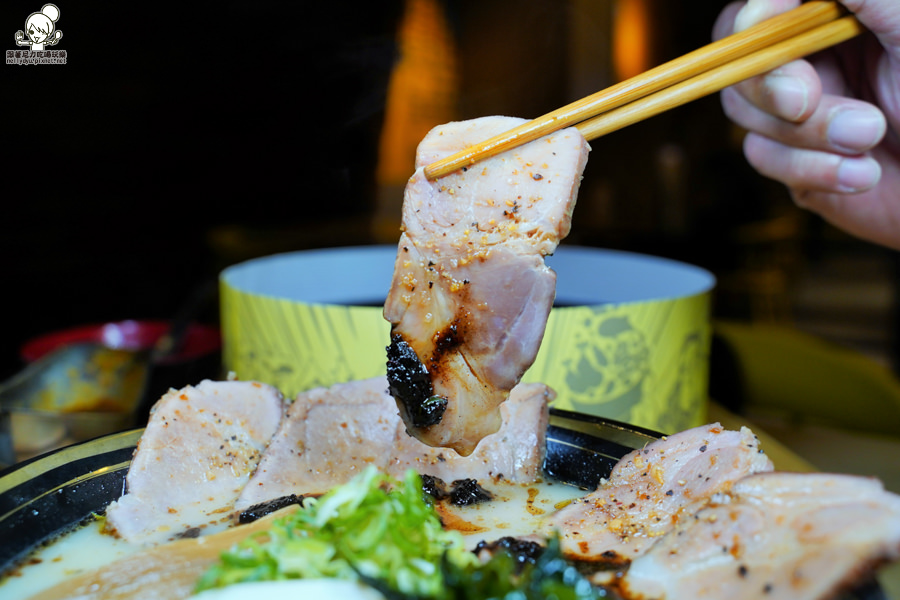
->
[2,0,899,467]
[3,0,896,373]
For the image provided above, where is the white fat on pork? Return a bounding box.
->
[233,376,552,514]
[105,380,284,545]
[616,472,900,600]
[545,423,774,562]
[387,381,553,484]
[384,116,590,456]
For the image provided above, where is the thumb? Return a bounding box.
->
[733,0,800,33]
[713,1,744,41]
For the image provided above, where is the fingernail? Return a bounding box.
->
[765,74,809,121]
[837,157,881,192]
[828,108,886,153]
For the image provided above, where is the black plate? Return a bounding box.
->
[0,429,140,570]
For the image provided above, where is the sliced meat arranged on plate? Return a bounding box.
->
[104,380,285,545]
[612,472,900,600]
[44,376,900,600]
[234,377,400,509]
[235,376,553,514]
[546,422,774,562]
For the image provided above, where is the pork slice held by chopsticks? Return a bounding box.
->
[384,116,590,456]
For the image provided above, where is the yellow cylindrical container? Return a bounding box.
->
[524,248,715,433]
[220,246,714,434]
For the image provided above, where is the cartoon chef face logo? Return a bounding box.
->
[15,4,62,51]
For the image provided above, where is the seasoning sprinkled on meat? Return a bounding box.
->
[546,423,773,562]
[384,116,590,456]
[617,472,900,600]
[105,380,284,546]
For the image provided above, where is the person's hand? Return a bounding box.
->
[713,0,900,249]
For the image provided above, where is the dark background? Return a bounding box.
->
[0,1,405,378]
[0,0,864,382]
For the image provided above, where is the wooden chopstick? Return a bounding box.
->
[575,14,863,141]
[423,0,859,180]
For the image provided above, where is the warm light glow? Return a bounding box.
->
[376,0,459,187]
[612,0,652,81]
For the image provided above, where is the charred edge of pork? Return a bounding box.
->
[237,493,307,524]
[570,550,632,572]
[421,474,493,506]
[386,333,447,428]
[449,478,493,506]
[432,322,461,356]
[421,473,447,501]
[474,536,545,572]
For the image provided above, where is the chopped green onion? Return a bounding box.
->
[196,467,603,600]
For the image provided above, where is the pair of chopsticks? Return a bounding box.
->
[424,0,865,181]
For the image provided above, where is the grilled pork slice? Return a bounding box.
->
[384,116,590,456]
[105,380,284,545]
[234,376,551,514]
[545,423,774,562]
[234,377,400,511]
[386,381,553,484]
[618,472,900,600]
